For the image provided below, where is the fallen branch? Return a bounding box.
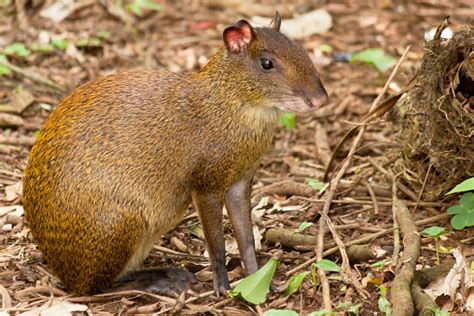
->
[390,189,420,316]
[0,58,66,93]
[285,213,448,276]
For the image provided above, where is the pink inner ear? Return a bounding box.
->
[225,28,251,53]
[239,25,252,43]
[224,21,254,53]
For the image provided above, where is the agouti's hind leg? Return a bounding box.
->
[112,267,198,297]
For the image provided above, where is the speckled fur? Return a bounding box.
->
[23,24,325,295]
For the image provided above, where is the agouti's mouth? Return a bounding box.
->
[275,92,330,113]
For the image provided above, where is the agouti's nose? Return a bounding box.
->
[310,92,329,108]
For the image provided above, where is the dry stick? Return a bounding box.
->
[320,212,368,298]
[391,173,402,268]
[362,180,379,215]
[306,198,450,208]
[391,181,421,316]
[313,45,411,311]
[413,164,432,214]
[0,58,66,93]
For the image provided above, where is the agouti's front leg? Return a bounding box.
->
[192,191,230,296]
[225,177,258,275]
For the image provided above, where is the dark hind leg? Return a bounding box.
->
[112,267,198,297]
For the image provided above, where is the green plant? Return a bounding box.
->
[285,271,309,296]
[314,259,342,272]
[445,178,474,230]
[350,48,396,73]
[445,177,474,195]
[377,286,392,315]
[318,44,333,54]
[263,309,298,316]
[229,258,278,304]
[31,43,55,53]
[447,192,474,230]
[278,112,296,130]
[305,178,325,191]
[297,222,313,233]
[127,0,162,17]
[0,55,12,76]
[420,226,447,264]
[3,42,30,57]
[51,38,69,51]
[428,307,449,316]
[309,310,335,316]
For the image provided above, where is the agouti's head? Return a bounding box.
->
[221,12,329,113]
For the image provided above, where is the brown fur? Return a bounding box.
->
[23,22,327,295]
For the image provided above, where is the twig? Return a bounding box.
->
[362,180,379,215]
[320,212,368,298]
[391,173,401,268]
[413,164,432,213]
[0,58,66,92]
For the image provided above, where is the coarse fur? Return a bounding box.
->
[23,18,328,295]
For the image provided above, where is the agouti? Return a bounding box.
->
[23,13,328,296]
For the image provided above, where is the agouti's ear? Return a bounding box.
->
[269,11,281,31]
[223,20,256,54]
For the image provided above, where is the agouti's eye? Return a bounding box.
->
[260,58,274,70]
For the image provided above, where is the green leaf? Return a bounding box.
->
[127,0,163,16]
[285,271,309,296]
[263,309,299,316]
[314,259,341,272]
[76,37,102,48]
[278,112,296,130]
[428,307,449,316]
[186,220,205,239]
[319,44,333,54]
[371,259,389,268]
[308,310,335,316]
[446,177,474,195]
[31,43,55,53]
[229,258,278,305]
[420,226,446,238]
[3,42,30,57]
[297,221,313,233]
[0,55,11,76]
[51,38,69,51]
[305,178,325,191]
[347,303,362,314]
[377,286,392,316]
[351,48,396,73]
[447,192,474,230]
[97,31,111,39]
[328,274,343,281]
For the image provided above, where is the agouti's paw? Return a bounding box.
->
[213,276,230,297]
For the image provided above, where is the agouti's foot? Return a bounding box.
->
[213,273,230,297]
[113,267,198,297]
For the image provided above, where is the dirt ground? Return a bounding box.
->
[1,0,473,315]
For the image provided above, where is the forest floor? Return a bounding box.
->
[1,0,473,315]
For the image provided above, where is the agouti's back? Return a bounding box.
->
[23,15,329,295]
